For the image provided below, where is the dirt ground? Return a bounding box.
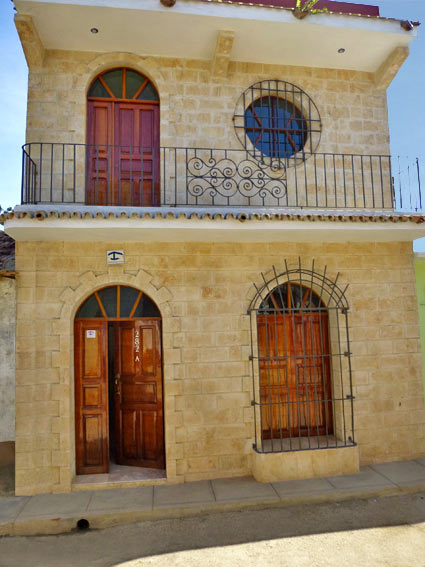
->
[0,492,424,567]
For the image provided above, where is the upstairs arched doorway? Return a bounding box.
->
[74,285,164,475]
[257,282,333,444]
[87,68,160,206]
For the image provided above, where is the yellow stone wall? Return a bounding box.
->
[26,50,390,153]
[24,50,392,208]
[13,240,425,495]
[0,277,16,446]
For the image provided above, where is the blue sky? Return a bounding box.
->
[0,0,27,211]
[1,0,425,246]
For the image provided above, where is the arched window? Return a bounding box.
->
[76,285,160,319]
[88,68,159,102]
[87,68,160,207]
[249,262,354,454]
[258,282,326,313]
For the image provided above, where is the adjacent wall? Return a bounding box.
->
[0,276,16,467]
[414,255,425,395]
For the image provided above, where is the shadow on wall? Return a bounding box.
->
[0,441,15,496]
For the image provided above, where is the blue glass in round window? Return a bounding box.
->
[244,96,307,159]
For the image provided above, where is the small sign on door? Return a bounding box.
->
[86,330,97,339]
[107,250,125,265]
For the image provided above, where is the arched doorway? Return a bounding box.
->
[257,282,333,444]
[74,285,164,475]
[87,67,160,206]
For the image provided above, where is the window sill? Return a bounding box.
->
[252,444,359,483]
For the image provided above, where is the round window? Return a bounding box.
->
[244,96,307,159]
[234,80,321,166]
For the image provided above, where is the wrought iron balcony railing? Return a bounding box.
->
[21,143,423,212]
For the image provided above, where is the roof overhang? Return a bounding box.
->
[14,0,416,73]
[4,206,425,243]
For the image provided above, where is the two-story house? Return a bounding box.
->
[2,0,425,496]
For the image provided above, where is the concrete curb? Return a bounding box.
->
[1,483,424,537]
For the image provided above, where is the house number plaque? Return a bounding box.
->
[135,329,140,363]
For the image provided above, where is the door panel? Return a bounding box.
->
[75,320,109,474]
[83,415,104,466]
[82,384,102,408]
[86,101,113,205]
[114,103,160,207]
[114,320,164,468]
[293,315,332,436]
[142,412,157,461]
[258,312,333,439]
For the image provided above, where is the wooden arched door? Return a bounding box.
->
[257,282,333,440]
[74,286,164,475]
[87,68,160,206]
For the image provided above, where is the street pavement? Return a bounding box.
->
[0,492,424,566]
[1,460,425,537]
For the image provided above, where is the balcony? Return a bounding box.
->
[21,143,423,213]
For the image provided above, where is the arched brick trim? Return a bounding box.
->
[81,53,167,97]
[54,268,176,486]
[70,52,173,144]
[60,269,172,321]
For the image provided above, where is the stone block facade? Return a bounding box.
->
[23,51,393,208]
[13,239,425,495]
[26,51,390,154]
[7,26,424,496]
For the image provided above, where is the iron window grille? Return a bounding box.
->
[234,80,322,170]
[248,259,355,454]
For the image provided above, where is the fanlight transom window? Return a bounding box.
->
[76,285,160,319]
[88,68,159,102]
[259,282,326,313]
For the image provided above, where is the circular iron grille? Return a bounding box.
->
[234,80,321,166]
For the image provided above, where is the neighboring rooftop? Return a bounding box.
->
[197,0,380,17]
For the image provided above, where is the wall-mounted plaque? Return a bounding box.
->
[107,250,125,265]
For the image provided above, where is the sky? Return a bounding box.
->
[1,0,425,246]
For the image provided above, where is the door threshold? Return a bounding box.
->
[72,462,167,492]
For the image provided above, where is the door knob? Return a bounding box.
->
[114,373,121,385]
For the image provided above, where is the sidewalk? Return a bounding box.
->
[1,459,425,537]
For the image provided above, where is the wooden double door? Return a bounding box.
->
[87,100,160,206]
[257,311,333,439]
[75,319,164,474]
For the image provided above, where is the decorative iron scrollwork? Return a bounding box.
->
[187,154,287,204]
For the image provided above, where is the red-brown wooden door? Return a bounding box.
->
[75,320,109,474]
[258,312,333,439]
[86,68,160,206]
[87,101,159,206]
[114,320,164,468]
